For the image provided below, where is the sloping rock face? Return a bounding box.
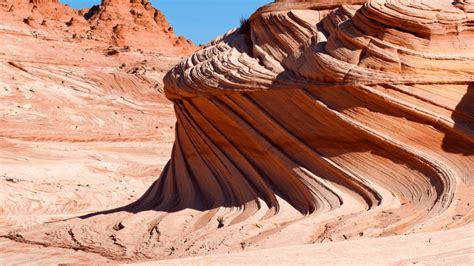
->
[0,0,191,263]
[5,0,474,262]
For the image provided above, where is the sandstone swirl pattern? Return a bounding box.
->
[8,0,474,261]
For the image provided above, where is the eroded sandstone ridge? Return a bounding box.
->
[4,0,474,263]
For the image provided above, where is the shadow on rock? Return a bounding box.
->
[442,83,474,155]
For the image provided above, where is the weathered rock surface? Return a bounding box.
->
[0,0,195,54]
[5,0,472,264]
[0,0,193,263]
[82,0,195,53]
[0,0,474,264]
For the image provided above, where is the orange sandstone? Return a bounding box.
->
[1,0,473,264]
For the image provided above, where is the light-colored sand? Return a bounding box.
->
[145,224,474,265]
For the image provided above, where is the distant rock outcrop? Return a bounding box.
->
[83,0,195,53]
[0,0,196,54]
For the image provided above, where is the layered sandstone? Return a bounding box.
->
[0,0,191,263]
[0,0,474,263]
[4,0,472,263]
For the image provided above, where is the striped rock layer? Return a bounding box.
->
[8,0,474,261]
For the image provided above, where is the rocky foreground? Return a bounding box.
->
[1,0,474,264]
[0,0,194,263]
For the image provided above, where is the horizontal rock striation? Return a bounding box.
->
[7,0,474,261]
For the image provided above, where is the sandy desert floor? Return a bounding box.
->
[0,9,180,263]
[150,224,474,265]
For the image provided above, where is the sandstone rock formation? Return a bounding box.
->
[0,0,195,54]
[82,0,195,53]
[2,0,474,264]
[162,0,474,213]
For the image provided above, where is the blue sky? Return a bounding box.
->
[62,0,271,45]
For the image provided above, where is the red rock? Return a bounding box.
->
[0,0,196,54]
[1,0,473,264]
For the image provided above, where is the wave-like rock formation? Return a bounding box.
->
[6,0,474,262]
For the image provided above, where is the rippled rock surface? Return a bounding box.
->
[8,0,474,262]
